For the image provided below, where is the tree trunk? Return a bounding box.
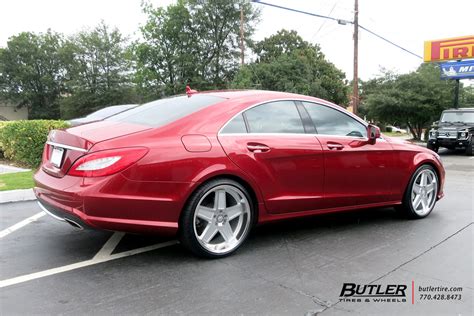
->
[406,122,418,140]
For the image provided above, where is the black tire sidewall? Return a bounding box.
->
[179,178,254,258]
[466,136,473,156]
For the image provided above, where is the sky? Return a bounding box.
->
[1,0,473,82]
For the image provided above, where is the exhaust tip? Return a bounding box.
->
[64,218,84,230]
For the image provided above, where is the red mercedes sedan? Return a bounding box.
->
[34,90,445,258]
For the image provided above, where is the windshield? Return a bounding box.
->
[440,111,474,123]
[87,105,136,119]
[105,95,225,127]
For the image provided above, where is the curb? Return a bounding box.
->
[0,189,36,204]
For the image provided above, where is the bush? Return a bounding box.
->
[0,120,70,167]
[0,121,13,158]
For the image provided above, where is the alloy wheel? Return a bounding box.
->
[193,185,251,254]
[410,169,438,216]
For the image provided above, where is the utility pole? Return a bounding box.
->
[454,79,460,109]
[352,0,359,115]
[240,6,245,66]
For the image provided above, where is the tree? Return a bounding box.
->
[363,64,456,140]
[134,0,260,99]
[460,85,474,108]
[187,0,260,86]
[0,31,66,119]
[134,0,199,99]
[61,22,136,118]
[232,30,349,105]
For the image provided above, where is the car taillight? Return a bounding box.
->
[42,143,51,164]
[68,147,148,177]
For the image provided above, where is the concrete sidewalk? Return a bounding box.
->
[0,164,30,175]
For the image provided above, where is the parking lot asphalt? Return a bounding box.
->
[0,149,473,315]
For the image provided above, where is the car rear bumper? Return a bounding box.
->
[34,168,195,236]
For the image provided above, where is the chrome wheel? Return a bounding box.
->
[193,185,251,254]
[411,169,438,216]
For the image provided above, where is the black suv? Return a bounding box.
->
[428,108,474,155]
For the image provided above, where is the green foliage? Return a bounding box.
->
[232,30,349,105]
[362,64,456,140]
[0,120,69,167]
[60,22,137,118]
[460,85,474,108]
[134,0,260,100]
[0,121,12,156]
[0,31,67,119]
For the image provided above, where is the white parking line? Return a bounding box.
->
[93,232,125,260]
[0,212,45,239]
[0,240,178,288]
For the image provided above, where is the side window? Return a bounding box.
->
[244,101,305,134]
[221,114,247,133]
[303,102,366,137]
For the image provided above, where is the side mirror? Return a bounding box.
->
[368,124,381,144]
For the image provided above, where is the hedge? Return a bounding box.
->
[0,120,70,167]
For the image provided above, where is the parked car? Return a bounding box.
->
[34,90,445,258]
[427,108,474,155]
[386,125,407,134]
[68,104,138,126]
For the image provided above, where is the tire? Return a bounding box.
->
[396,165,439,219]
[466,136,473,156]
[426,142,438,153]
[179,178,254,258]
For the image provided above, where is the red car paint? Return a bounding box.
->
[34,90,445,236]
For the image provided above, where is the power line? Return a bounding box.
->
[252,0,347,24]
[358,25,422,59]
[311,1,339,40]
[252,0,422,60]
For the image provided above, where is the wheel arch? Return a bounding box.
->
[407,155,444,200]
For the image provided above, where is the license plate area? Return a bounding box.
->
[50,147,65,168]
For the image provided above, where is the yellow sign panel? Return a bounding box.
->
[424,35,474,62]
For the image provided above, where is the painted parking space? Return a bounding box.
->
[0,153,472,314]
[0,201,176,283]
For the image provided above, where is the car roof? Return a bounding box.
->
[443,108,474,112]
[195,89,334,105]
[198,89,307,99]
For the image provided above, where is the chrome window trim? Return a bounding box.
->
[217,132,384,141]
[217,98,368,136]
[46,141,88,153]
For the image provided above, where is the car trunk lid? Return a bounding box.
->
[42,121,151,178]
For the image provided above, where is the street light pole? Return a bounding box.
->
[240,6,245,66]
[353,0,359,115]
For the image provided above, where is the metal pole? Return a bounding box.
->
[240,6,245,66]
[454,79,460,109]
[352,0,359,115]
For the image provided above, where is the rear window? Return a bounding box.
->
[105,95,225,127]
[88,104,135,119]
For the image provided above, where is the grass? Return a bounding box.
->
[383,132,409,137]
[0,170,35,191]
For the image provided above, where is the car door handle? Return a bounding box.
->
[327,142,344,150]
[247,143,270,153]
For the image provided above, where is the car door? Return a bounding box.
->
[218,100,325,214]
[301,101,395,208]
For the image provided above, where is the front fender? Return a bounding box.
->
[410,152,445,200]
